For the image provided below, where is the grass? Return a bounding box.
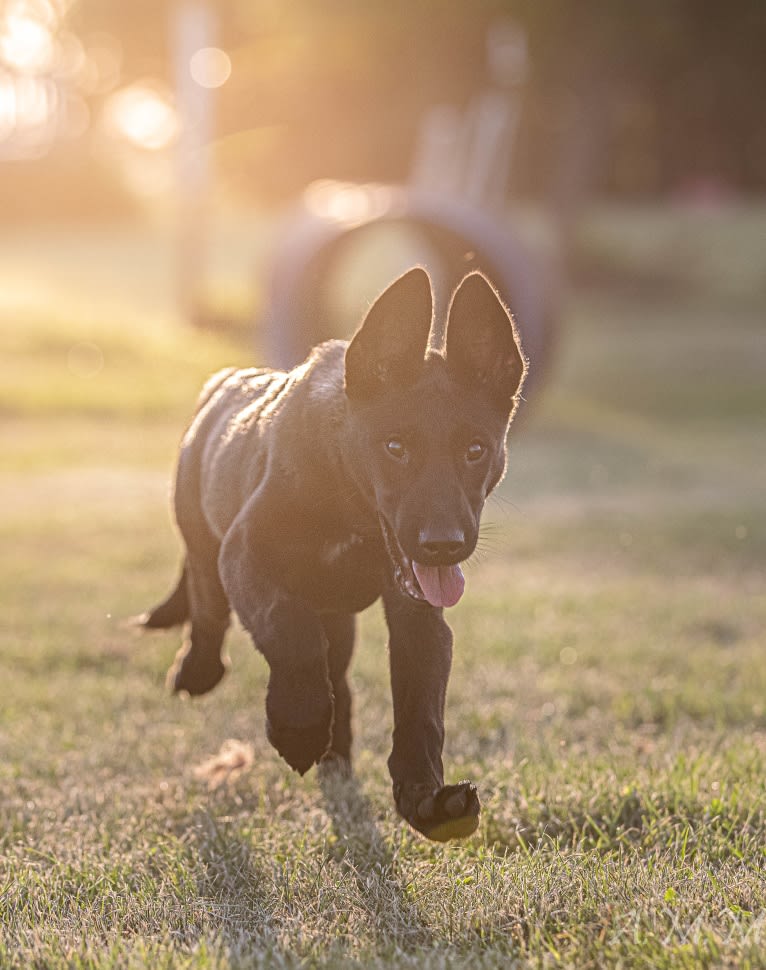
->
[1,206,765,968]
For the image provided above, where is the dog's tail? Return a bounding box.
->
[135,561,190,629]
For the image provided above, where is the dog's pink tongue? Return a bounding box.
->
[412,562,465,608]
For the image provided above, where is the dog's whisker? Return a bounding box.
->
[488,491,526,517]
[463,549,491,572]
[476,535,505,550]
[478,522,502,536]
[478,526,505,543]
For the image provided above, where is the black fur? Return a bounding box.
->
[142,268,526,840]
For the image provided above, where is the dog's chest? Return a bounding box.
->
[320,533,365,567]
[293,531,382,614]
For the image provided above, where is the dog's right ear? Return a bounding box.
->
[445,272,527,413]
[344,267,433,399]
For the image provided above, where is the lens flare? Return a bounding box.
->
[103,82,179,151]
[189,46,231,89]
[0,13,55,73]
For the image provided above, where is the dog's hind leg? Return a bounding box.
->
[166,527,231,697]
[139,561,190,629]
[321,612,355,770]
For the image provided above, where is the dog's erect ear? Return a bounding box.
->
[445,272,527,412]
[344,267,433,399]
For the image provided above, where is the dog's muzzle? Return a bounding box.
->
[379,516,465,608]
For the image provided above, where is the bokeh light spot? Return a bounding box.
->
[0,13,55,74]
[189,47,231,89]
[67,341,104,379]
[103,82,179,151]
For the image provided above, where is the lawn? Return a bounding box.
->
[1,207,765,969]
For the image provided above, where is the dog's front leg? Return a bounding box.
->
[383,590,480,841]
[219,511,333,776]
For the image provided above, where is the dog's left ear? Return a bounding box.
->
[345,267,433,399]
[445,272,527,412]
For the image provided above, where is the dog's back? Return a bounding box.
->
[175,343,350,545]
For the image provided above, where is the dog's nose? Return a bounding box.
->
[417,529,466,562]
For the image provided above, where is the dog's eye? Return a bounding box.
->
[466,441,486,462]
[385,437,407,461]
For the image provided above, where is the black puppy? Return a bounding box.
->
[142,268,526,841]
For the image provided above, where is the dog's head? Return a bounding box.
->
[343,267,527,608]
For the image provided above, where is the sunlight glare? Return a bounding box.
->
[103,83,179,151]
[305,179,402,227]
[0,73,56,135]
[0,13,55,73]
[0,78,16,137]
[16,74,55,125]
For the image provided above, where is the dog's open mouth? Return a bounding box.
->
[379,517,465,608]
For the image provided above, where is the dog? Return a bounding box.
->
[141,267,527,841]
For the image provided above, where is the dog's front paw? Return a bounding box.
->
[166,642,226,696]
[266,715,332,775]
[396,780,481,842]
[265,671,334,775]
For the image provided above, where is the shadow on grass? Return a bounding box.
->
[319,764,435,951]
[171,765,434,962]
[185,808,282,952]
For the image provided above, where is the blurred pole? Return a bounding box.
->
[172,1,215,326]
[462,19,527,210]
[409,18,527,212]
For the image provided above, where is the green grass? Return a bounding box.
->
[1,208,766,968]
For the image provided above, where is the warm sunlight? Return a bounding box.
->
[0,0,83,152]
[3,4,766,967]
[0,10,55,74]
[305,179,401,227]
[0,73,56,150]
[103,82,179,151]
[0,75,14,131]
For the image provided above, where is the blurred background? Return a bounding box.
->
[1,0,764,566]
[3,0,766,211]
[2,0,765,342]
